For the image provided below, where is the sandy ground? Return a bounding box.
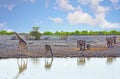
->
[0,35,120,58]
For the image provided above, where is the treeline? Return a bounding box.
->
[43,30,120,35]
[0,30,120,35]
[0,30,13,35]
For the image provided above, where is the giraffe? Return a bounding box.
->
[14,32,27,50]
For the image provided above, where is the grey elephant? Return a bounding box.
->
[106,37,114,48]
[77,40,86,51]
[113,36,117,44]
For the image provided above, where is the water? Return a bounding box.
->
[0,57,120,79]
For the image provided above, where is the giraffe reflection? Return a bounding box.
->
[15,58,28,79]
[106,57,115,64]
[77,57,86,66]
[44,58,53,70]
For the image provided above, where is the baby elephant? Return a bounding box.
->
[45,44,53,56]
[113,36,117,44]
[86,44,91,50]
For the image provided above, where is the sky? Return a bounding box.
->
[0,0,120,33]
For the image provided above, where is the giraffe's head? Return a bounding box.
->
[13,32,17,34]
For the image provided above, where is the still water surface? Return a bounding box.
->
[0,57,120,79]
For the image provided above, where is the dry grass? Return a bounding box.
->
[89,47,107,51]
[71,47,107,51]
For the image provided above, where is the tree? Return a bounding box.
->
[0,30,13,35]
[61,31,66,35]
[55,31,60,35]
[0,30,7,35]
[30,26,41,40]
[109,30,117,35]
[81,30,88,35]
[74,30,80,35]
[32,26,40,32]
[43,31,54,35]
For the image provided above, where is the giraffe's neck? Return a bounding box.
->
[14,32,23,41]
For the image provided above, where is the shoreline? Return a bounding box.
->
[0,45,120,58]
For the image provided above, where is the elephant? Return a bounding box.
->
[77,40,86,51]
[106,37,114,48]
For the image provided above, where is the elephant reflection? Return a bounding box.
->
[15,58,28,79]
[106,57,115,64]
[44,58,53,70]
[77,57,86,66]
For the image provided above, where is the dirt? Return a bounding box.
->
[0,35,120,58]
[0,41,120,58]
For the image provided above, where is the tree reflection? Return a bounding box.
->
[106,57,115,64]
[15,58,28,79]
[44,58,53,70]
[86,57,90,61]
[77,57,86,66]
[31,58,40,65]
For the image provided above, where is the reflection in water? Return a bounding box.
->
[0,58,3,60]
[44,58,53,70]
[0,58,120,79]
[15,58,28,79]
[31,58,40,65]
[106,57,115,64]
[77,57,86,66]
[86,57,90,61]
